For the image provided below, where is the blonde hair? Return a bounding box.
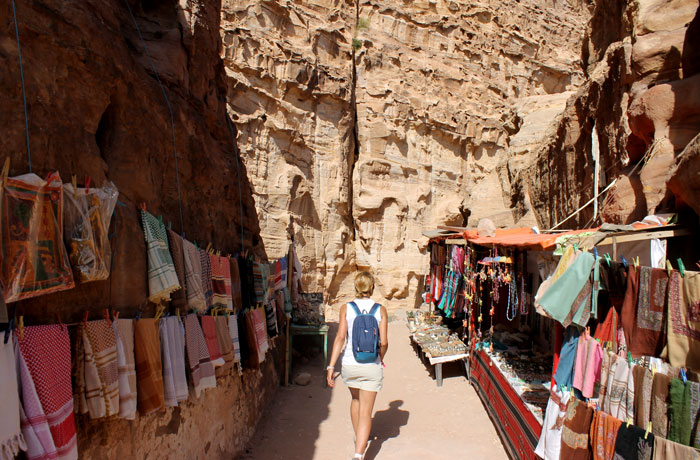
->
[354,271,374,298]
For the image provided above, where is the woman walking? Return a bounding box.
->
[327,271,389,460]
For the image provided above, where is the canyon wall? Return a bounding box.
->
[1,0,278,457]
[222,0,589,309]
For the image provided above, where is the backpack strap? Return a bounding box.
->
[369,303,381,315]
[348,301,361,316]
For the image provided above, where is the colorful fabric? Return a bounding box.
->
[554,326,580,390]
[614,423,654,460]
[633,365,653,429]
[0,334,26,460]
[622,266,668,357]
[689,381,700,449]
[183,314,216,397]
[133,319,164,415]
[599,350,612,411]
[667,271,700,370]
[182,239,206,312]
[609,355,633,421]
[604,353,618,414]
[273,259,284,291]
[253,261,265,303]
[159,317,188,407]
[209,254,233,311]
[214,316,234,377]
[228,315,241,363]
[229,257,242,311]
[140,210,180,304]
[17,325,77,460]
[200,316,224,367]
[560,396,595,460]
[590,410,621,460]
[78,320,119,418]
[653,436,700,459]
[0,173,74,303]
[264,301,278,338]
[113,319,136,420]
[537,251,595,327]
[651,373,671,438]
[167,230,188,309]
[668,378,692,445]
[199,250,214,309]
[244,310,260,368]
[254,306,269,359]
[535,387,571,460]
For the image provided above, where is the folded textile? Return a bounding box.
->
[134,319,164,415]
[209,254,233,311]
[113,319,137,420]
[668,378,692,445]
[200,250,214,309]
[653,436,700,459]
[554,326,580,390]
[590,410,622,460]
[214,316,234,377]
[228,315,241,363]
[183,314,216,397]
[200,316,224,367]
[17,325,77,460]
[537,251,595,327]
[229,257,242,311]
[633,365,653,429]
[651,373,671,438]
[622,266,668,358]
[534,388,570,460]
[140,210,180,304]
[159,317,188,407]
[667,271,700,370]
[560,396,595,460]
[77,320,119,418]
[167,230,188,309]
[614,423,654,460]
[182,239,206,312]
[0,335,26,460]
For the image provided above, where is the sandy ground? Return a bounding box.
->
[239,311,509,460]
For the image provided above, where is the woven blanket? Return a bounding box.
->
[229,257,242,311]
[0,335,25,460]
[227,315,241,363]
[140,210,180,304]
[199,250,214,309]
[17,325,77,460]
[214,316,234,377]
[159,317,188,407]
[78,320,119,418]
[209,254,233,311]
[1,173,74,303]
[167,230,188,309]
[183,314,216,397]
[182,239,206,312]
[200,316,224,367]
[134,319,164,415]
[113,319,136,420]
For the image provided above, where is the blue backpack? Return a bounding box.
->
[348,301,381,363]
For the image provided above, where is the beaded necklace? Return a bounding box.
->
[506,277,518,321]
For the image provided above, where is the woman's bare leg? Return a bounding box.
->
[354,389,378,456]
[349,387,360,438]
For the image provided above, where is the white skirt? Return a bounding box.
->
[341,363,383,392]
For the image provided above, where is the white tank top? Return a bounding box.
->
[342,298,382,366]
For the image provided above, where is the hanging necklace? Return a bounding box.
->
[506,278,518,321]
[519,275,527,315]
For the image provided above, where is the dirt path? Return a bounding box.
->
[240,311,508,459]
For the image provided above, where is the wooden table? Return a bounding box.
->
[410,332,468,387]
[287,323,329,384]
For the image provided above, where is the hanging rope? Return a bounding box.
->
[226,116,245,253]
[11,0,32,173]
[123,0,184,235]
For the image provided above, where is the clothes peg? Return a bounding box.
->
[103,309,111,326]
[627,351,633,366]
[155,306,164,321]
[681,368,688,384]
[84,175,92,194]
[176,308,180,320]
[621,255,628,268]
[1,157,10,188]
[593,248,598,259]
[604,253,611,266]
[634,257,639,269]
[135,310,142,322]
[4,317,14,344]
[645,421,652,439]
[666,260,674,277]
[626,418,632,428]
[113,311,120,322]
[18,316,24,341]
[677,259,686,278]
[570,387,574,397]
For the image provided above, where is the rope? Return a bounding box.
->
[123,0,184,235]
[226,116,245,253]
[11,0,32,173]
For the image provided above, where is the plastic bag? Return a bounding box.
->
[0,172,75,302]
[63,181,118,283]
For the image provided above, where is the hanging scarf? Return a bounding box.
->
[227,314,241,363]
[534,387,571,460]
[599,351,611,411]
[560,397,595,460]
[689,381,700,449]
[17,325,77,460]
[667,271,700,370]
[209,254,233,311]
[200,316,224,367]
[651,372,671,438]
[265,300,278,338]
[613,423,654,460]
[633,365,653,429]
[133,319,164,415]
[140,210,180,304]
[590,410,621,460]
[609,355,633,421]
[167,230,188,309]
[0,335,25,460]
[653,436,700,459]
[183,314,216,397]
[594,307,619,352]
[245,309,260,368]
[252,262,265,303]
[621,266,667,357]
[159,317,188,407]
[113,319,137,420]
[554,326,580,390]
[182,239,206,312]
[668,378,692,445]
[573,335,603,398]
[199,250,214,309]
[254,307,269,359]
[214,316,234,377]
[537,251,595,327]
[77,320,119,418]
[229,257,243,311]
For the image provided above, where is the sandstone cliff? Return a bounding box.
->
[222,0,589,309]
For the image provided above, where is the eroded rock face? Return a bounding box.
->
[222,0,588,308]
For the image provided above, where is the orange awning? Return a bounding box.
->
[463,227,598,250]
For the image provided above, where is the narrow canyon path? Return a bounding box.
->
[240,311,508,460]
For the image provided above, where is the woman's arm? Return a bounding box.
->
[326,304,348,388]
[379,305,389,362]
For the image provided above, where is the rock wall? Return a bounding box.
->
[221,0,589,309]
[1,0,278,457]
